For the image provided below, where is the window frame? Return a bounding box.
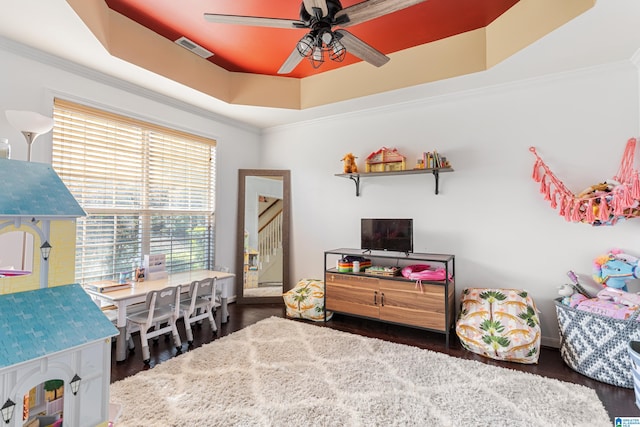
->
[51,98,216,284]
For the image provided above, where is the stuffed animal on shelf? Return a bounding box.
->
[341,152,358,173]
[593,249,640,292]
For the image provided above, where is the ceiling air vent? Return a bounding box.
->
[175,36,214,59]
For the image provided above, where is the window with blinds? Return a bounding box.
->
[52,98,216,284]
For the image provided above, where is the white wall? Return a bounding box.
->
[0,41,262,287]
[261,60,640,346]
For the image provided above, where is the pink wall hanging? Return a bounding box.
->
[530,138,640,226]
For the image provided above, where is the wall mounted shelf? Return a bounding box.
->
[335,168,453,196]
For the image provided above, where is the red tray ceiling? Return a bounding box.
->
[105,0,519,78]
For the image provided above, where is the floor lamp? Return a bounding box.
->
[5,110,54,162]
[4,110,55,289]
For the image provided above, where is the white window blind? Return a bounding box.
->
[52,98,216,284]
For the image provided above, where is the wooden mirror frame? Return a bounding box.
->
[235,169,290,304]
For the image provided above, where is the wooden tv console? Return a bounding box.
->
[324,248,456,345]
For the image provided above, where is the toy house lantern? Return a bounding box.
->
[365,147,406,173]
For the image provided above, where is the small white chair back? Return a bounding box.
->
[181,277,219,344]
[192,277,216,299]
[126,285,183,364]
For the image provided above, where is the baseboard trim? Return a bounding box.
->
[542,336,560,349]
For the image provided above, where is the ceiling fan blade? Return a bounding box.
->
[335,29,390,67]
[302,0,329,18]
[337,0,428,27]
[204,13,304,29]
[278,46,305,74]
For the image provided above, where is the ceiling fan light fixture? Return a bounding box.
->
[310,46,325,68]
[321,30,333,45]
[296,34,315,57]
[329,39,346,62]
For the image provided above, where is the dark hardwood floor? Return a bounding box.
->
[111,303,639,424]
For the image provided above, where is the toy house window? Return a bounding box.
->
[22,379,64,425]
[51,98,216,284]
[0,231,34,277]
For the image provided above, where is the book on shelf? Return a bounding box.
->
[422,150,448,169]
[433,150,441,168]
[85,281,132,293]
[422,151,437,168]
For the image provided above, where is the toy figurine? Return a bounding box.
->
[135,266,145,282]
[593,250,640,292]
[341,153,358,173]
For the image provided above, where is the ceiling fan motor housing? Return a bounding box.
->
[300,0,343,23]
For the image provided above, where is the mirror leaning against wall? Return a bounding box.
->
[236,169,290,303]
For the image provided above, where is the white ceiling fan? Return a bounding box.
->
[204,0,427,74]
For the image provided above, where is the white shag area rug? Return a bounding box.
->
[110,317,610,427]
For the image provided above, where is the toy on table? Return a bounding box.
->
[593,249,640,292]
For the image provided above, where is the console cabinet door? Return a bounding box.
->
[378,280,447,330]
[326,273,379,319]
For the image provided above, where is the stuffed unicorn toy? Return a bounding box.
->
[593,249,640,292]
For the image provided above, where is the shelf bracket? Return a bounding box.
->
[349,174,361,196]
[432,169,440,195]
[336,168,451,196]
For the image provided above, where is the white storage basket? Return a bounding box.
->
[627,341,640,408]
[555,298,640,388]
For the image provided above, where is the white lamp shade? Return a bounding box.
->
[5,110,54,134]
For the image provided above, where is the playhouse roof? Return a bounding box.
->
[0,284,118,368]
[365,147,406,162]
[0,158,85,219]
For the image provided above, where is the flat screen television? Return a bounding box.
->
[361,218,413,253]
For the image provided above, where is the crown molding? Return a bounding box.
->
[264,59,634,135]
[0,36,260,135]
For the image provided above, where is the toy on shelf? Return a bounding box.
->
[337,255,371,272]
[593,249,640,292]
[365,147,406,172]
[401,264,451,281]
[341,152,358,173]
[365,266,401,276]
[420,151,450,169]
